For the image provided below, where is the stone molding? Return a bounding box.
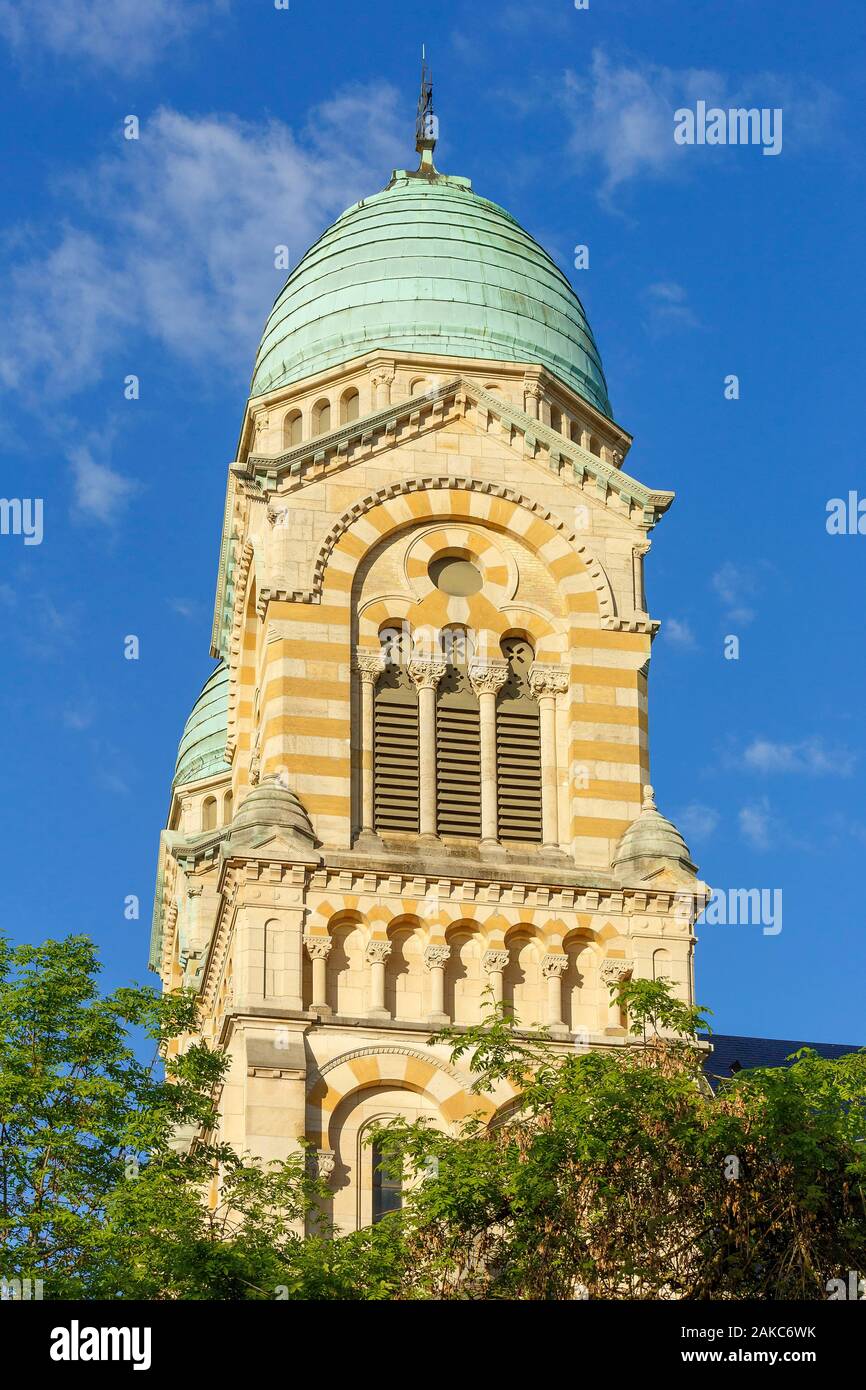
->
[406,655,447,691]
[262,473,619,623]
[303,934,333,961]
[467,658,509,697]
[482,949,510,974]
[313,1149,336,1181]
[423,944,451,971]
[353,647,386,683]
[528,662,570,699]
[316,1043,464,1086]
[541,952,569,978]
[600,958,635,986]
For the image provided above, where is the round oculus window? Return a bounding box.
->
[429,557,483,596]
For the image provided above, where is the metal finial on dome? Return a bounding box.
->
[642,784,657,811]
[415,44,438,168]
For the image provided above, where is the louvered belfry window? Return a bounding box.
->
[435,633,482,839]
[496,637,543,842]
[373,655,420,834]
[371,626,543,845]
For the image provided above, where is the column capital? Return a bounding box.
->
[365,940,392,966]
[353,647,386,684]
[467,658,509,698]
[303,934,332,961]
[600,957,634,987]
[541,952,569,979]
[313,1148,336,1182]
[423,944,451,971]
[528,662,569,700]
[407,655,447,691]
[482,949,510,975]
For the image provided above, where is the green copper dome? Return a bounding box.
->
[250,170,612,418]
[174,662,231,788]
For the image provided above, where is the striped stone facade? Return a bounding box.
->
[151,352,708,1236]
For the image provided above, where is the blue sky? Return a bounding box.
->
[0,0,864,1043]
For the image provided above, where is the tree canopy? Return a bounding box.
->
[1,934,863,1300]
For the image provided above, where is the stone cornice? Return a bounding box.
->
[212,376,673,655]
[242,378,671,519]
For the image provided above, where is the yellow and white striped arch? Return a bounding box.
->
[303,899,610,953]
[306,1045,514,1147]
[320,484,615,628]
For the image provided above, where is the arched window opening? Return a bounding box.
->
[503,935,545,1028]
[379,623,410,667]
[550,406,563,435]
[341,388,360,424]
[588,434,601,457]
[372,1141,402,1223]
[440,624,476,664]
[223,790,233,823]
[436,627,481,839]
[496,637,542,843]
[201,796,217,832]
[283,410,302,448]
[409,377,428,397]
[312,399,331,435]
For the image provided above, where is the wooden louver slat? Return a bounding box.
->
[436,704,482,839]
[373,694,419,833]
[496,707,543,842]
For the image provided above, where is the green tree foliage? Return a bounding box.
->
[370,980,866,1299]
[0,935,325,1299]
[1,936,863,1300]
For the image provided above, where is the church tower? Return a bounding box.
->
[150,95,707,1232]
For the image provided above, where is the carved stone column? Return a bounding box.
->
[632,542,650,617]
[482,948,510,1005]
[468,658,509,847]
[541,952,569,1032]
[303,934,332,1014]
[353,647,385,841]
[423,944,451,1024]
[366,940,392,1019]
[524,378,543,420]
[600,958,634,1033]
[528,663,569,849]
[371,367,395,409]
[407,656,447,840]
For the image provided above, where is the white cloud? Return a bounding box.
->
[0,231,135,396]
[664,617,697,648]
[69,444,138,524]
[561,48,839,202]
[0,0,220,72]
[711,560,760,625]
[741,737,856,778]
[642,280,700,335]
[0,85,406,400]
[676,803,720,841]
[739,798,774,851]
[169,598,200,621]
[62,703,95,731]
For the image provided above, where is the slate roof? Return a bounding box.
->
[701,1033,862,1090]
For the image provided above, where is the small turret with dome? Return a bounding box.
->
[612,785,697,881]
